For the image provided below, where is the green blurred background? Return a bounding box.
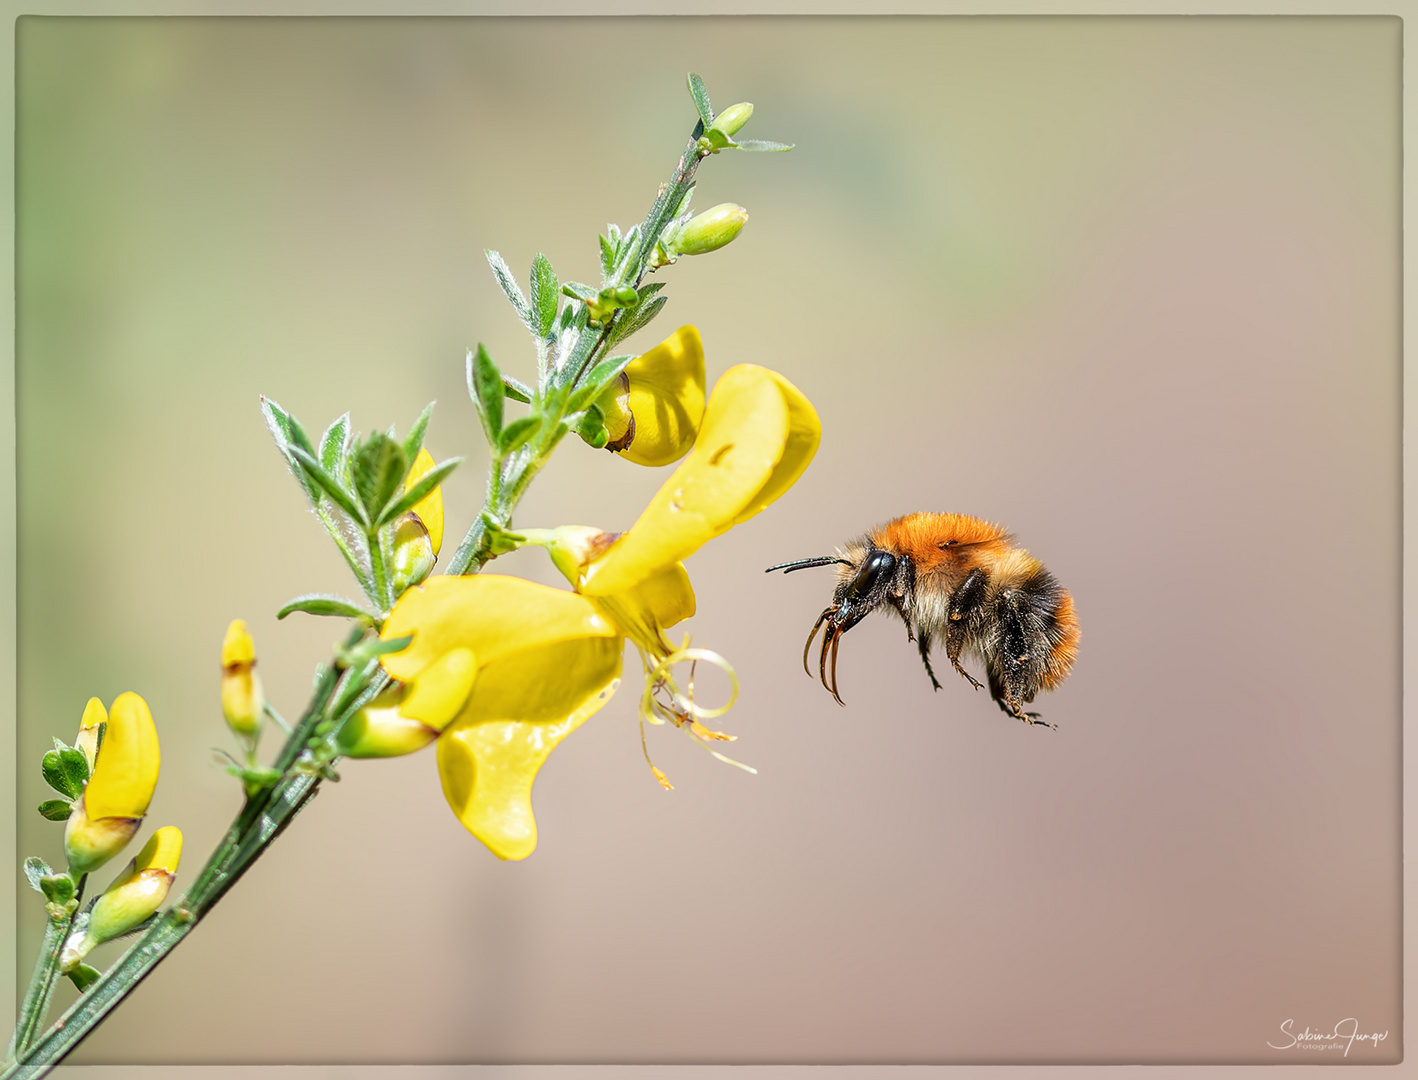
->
[16,16,1401,1064]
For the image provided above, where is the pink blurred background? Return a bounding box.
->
[14,16,1401,1064]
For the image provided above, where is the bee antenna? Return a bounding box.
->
[765,557,852,574]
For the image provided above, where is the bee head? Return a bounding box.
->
[765,547,912,706]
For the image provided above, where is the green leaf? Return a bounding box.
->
[319,413,351,476]
[277,594,379,624]
[42,749,80,800]
[467,345,504,446]
[288,445,368,526]
[599,233,616,281]
[568,354,634,411]
[364,634,414,657]
[486,249,533,329]
[352,433,407,522]
[608,294,668,346]
[24,857,52,892]
[375,457,462,527]
[687,72,714,129]
[261,396,321,504]
[577,405,609,449]
[401,402,435,467]
[734,139,794,152]
[285,412,317,460]
[67,965,101,993]
[498,416,540,455]
[38,800,72,822]
[530,253,559,338]
[560,281,598,304]
[57,747,89,794]
[502,374,533,404]
[702,127,734,152]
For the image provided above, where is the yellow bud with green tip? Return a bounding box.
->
[61,826,181,972]
[65,692,160,877]
[220,620,264,741]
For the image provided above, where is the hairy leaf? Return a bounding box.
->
[486,249,533,329]
[530,253,559,338]
[277,594,379,624]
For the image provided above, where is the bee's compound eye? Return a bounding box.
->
[854,550,896,594]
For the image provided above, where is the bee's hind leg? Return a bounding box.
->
[992,660,1060,725]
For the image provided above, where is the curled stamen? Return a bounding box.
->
[646,646,740,722]
[634,641,751,777]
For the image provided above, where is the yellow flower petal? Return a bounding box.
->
[135,824,183,875]
[400,647,476,730]
[84,692,159,822]
[406,447,445,555]
[220,619,256,667]
[581,364,821,596]
[458,636,624,725]
[75,697,106,771]
[604,325,706,467]
[437,675,620,860]
[631,563,696,629]
[340,647,478,758]
[381,575,617,685]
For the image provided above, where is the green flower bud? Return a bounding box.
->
[709,102,753,138]
[670,204,748,257]
[391,514,436,594]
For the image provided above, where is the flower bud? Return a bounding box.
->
[61,827,181,971]
[594,325,706,467]
[338,647,476,758]
[709,102,753,138]
[404,448,445,556]
[537,526,621,587]
[65,692,159,877]
[391,514,436,594]
[74,697,106,772]
[671,204,748,257]
[221,620,264,742]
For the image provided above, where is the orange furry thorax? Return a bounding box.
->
[870,512,1014,574]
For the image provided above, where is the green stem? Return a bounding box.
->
[3,905,74,1064]
[445,126,707,577]
[1,630,372,1080]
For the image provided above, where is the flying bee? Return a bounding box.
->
[767,513,1079,726]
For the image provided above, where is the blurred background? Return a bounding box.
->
[15,16,1400,1065]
